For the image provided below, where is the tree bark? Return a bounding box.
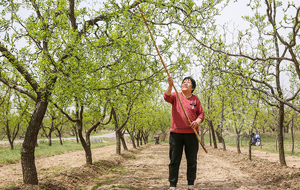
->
[209,127,212,146]
[249,132,253,160]
[292,116,294,154]
[208,120,217,149]
[136,136,140,147]
[21,100,48,185]
[48,132,52,146]
[5,120,14,150]
[277,102,286,166]
[215,126,226,150]
[56,129,63,145]
[72,125,79,143]
[127,127,136,148]
[200,127,205,146]
[235,129,241,154]
[116,130,121,155]
[131,136,136,148]
[120,132,128,150]
[77,119,93,165]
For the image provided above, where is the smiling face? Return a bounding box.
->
[181,79,194,94]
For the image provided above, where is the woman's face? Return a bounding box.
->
[181,79,194,93]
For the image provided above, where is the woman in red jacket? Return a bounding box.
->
[164,76,205,190]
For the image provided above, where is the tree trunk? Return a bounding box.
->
[236,132,241,154]
[77,120,93,165]
[277,102,286,166]
[48,132,52,146]
[72,125,79,143]
[292,116,294,154]
[21,100,48,185]
[127,130,136,148]
[57,130,63,145]
[10,142,14,150]
[249,132,253,160]
[208,120,217,149]
[215,127,226,150]
[200,128,205,146]
[136,137,140,147]
[6,121,14,150]
[140,136,143,145]
[136,131,141,147]
[222,139,226,150]
[209,127,212,146]
[143,135,147,144]
[219,97,226,150]
[131,136,136,148]
[84,134,93,165]
[116,130,121,155]
[120,133,128,150]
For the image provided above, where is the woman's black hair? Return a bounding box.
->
[182,76,196,93]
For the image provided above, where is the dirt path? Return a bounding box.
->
[92,144,276,190]
[1,143,300,189]
[225,145,300,168]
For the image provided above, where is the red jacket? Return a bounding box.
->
[164,92,205,133]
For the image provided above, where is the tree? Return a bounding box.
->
[182,0,300,166]
[0,0,227,184]
[111,82,145,155]
[0,89,29,150]
[54,114,69,145]
[41,105,67,146]
[54,96,113,165]
[0,0,85,184]
[127,95,169,146]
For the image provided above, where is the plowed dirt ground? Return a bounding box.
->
[1,142,300,190]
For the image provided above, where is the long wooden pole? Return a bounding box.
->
[137,3,207,153]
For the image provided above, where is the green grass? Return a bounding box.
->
[116,185,137,190]
[203,132,300,157]
[0,131,112,142]
[0,140,115,166]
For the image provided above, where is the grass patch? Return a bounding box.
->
[0,140,115,166]
[109,165,125,171]
[92,180,116,189]
[116,184,137,190]
[0,131,112,142]
[202,132,300,157]
[48,166,66,171]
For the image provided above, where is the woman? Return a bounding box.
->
[164,76,205,190]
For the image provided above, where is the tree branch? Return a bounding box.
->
[53,103,79,122]
[0,77,37,102]
[0,43,39,92]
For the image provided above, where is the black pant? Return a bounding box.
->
[169,132,199,187]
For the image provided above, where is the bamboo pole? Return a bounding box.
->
[137,3,207,153]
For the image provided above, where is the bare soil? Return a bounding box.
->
[1,142,300,190]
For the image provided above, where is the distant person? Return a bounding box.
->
[154,135,160,144]
[164,76,205,190]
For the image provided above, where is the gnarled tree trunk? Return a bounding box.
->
[21,100,48,185]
